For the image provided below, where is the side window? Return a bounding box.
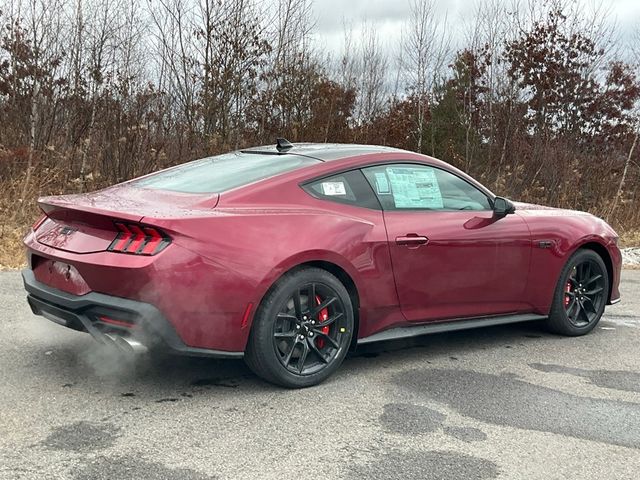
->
[362,164,491,211]
[302,169,381,210]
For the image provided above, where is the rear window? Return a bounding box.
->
[134,152,319,193]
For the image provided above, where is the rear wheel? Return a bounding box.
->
[545,249,608,336]
[245,268,354,388]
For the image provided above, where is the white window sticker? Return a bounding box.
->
[374,172,390,194]
[386,166,443,209]
[321,181,347,196]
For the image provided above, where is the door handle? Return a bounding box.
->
[395,234,429,247]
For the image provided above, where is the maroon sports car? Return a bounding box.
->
[23,140,621,387]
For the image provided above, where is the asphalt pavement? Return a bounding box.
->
[1,270,639,479]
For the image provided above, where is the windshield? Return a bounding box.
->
[134,152,319,193]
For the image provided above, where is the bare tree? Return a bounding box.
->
[257,0,317,141]
[149,0,198,137]
[611,26,640,217]
[12,0,66,212]
[337,19,358,99]
[401,0,450,153]
[356,21,388,129]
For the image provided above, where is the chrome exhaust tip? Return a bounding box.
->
[104,334,148,355]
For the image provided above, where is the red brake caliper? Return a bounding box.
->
[315,295,329,349]
[564,282,572,307]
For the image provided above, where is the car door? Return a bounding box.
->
[362,163,532,323]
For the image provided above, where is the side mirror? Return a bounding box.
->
[493,196,516,218]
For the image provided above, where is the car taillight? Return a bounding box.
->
[107,222,170,255]
[32,214,47,232]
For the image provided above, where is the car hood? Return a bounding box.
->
[513,201,591,217]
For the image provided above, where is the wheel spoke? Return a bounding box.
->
[297,341,309,373]
[573,300,583,320]
[584,286,603,295]
[582,295,596,313]
[572,300,582,322]
[578,264,585,282]
[274,331,297,339]
[307,338,328,364]
[571,298,583,322]
[582,263,591,283]
[316,312,343,329]
[575,264,583,283]
[577,299,590,324]
[584,274,602,286]
[313,296,337,315]
[314,331,340,349]
[293,289,302,318]
[308,283,316,305]
[277,312,298,321]
[565,297,577,318]
[282,340,298,367]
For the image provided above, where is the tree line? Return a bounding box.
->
[0,0,639,240]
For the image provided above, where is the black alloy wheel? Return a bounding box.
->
[245,268,354,388]
[546,249,609,336]
[272,282,347,375]
[563,259,606,327]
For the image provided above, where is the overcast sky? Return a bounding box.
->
[311,0,640,60]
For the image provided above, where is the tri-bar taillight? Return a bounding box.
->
[107,222,171,256]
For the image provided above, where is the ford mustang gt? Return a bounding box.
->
[22,140,621,387]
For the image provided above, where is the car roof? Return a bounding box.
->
[220,142,497,202]
[240,143,408,162]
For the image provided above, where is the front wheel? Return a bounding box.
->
[245,268,354,388]
[545,249,609,336]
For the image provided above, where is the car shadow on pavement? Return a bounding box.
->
[348,319,557,361]
[26,319,565,395]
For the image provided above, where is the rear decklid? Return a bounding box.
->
[35,185,218,254]
[33,149,319,254]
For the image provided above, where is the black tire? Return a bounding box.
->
[244,267,354,388]
[545,249,609,336]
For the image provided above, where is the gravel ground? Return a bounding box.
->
[0,270,639,479]
[622,247,640,266]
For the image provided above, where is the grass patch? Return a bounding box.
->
[0,224,27,270]
[619,231,640,248]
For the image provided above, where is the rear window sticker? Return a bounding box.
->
[321,181,347,196]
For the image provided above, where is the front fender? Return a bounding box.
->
[524,216,620,313]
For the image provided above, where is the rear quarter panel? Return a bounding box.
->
[147,185,401,347]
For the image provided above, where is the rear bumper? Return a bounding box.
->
[22,269,243,359]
